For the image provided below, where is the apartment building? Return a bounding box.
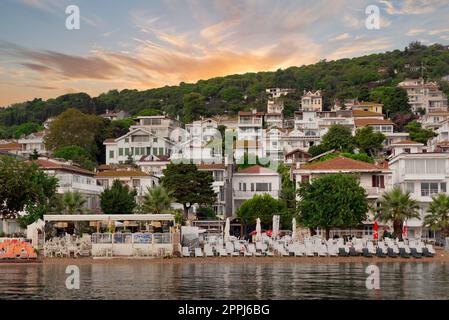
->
[265,88,293,129]
[387,140,427,157]
[18,131,49,158]
[32,158,103,210]
[398,78,448,113]
[389,152,449,239]
[292,156,392,236]
[232,165,281,215]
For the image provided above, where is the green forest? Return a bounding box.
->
[1,41,449,139]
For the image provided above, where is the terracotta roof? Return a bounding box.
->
[95,170,151,177]
[0,143,21,151]
[352,110,384,117]
[285,149,312,158]
[103,138,116,143]
[31,159,94,176]
[354,119,393,126]
[427,111,449,116]
[236,165,277,174]
[300,156,384,171]
[197,163,226,170]
[266,113,282,116]
[391,140,423,145]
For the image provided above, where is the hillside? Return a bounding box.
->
[1,42,449,138]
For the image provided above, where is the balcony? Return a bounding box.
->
[365,187,384,198]
[233,190,279,199]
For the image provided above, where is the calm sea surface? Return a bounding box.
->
[1,262,449,300]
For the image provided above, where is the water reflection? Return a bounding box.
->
[0,262,449,300]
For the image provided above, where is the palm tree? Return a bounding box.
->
[62,191,87,215]
[424,193,449,237]
[142,186,174,214]
[376,187,419,240]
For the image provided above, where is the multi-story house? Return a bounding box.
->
[264,88,292,129]
[100,110,129,121]
[389,152,449,240]
[398,78,448,113]
[95,168,158,202]
[135,155,170,178]
[387,140,427,157]
[348,101,383,114]
[420,110,449,130]
[0,141,21,156]
[282,128,320,152]
[301,90,323,111]
[237,109,265,141]
[18,131,49,158]
[197,163,232,217]
[431,119,449,152]
[232,165,281,215]
[292,156,392,237]
[185,118,220,143]
[33,158,103,210]
[317,110,355,136]
[354,118,394,134]
[130,115,181,140]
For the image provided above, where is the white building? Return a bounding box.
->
[387,140,427,158]
[398,78,448,113]
[100,110,129,121]
[33,158,103,210]
[301,90,323,111]
[389,152,449,239]
[292,156,392,236]
[197,163,230,217]
[95,169,158,202]
[237,109,265,141]
[232,165,281,215]
[265,88,292,129]
[18,131,49,158]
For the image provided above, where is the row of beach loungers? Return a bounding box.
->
[182,238,436,259]
[0,240,37,260]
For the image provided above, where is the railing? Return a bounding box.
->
[91,233,173,244]
[233,190,279,198]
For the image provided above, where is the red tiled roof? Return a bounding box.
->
[0,143,21,151]
[103,138,116,143]
[31,159,94,176]
[354,119,393,126]
[197,163,226,170]
[300,156,384,171]
[285,149,312,158]
[95,170,151,177]
[352,110,384,117]
[236,165,277,174]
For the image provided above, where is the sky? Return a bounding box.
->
[1,0,449,107]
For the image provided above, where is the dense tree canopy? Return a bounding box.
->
[1,43,448,131]
[405,120,438,144]
[297,173,369,239]
[161,163,216,217]
[100,180,137,215]
[237,194,287,227]
[355,126,386,156]
[309,124,355,156]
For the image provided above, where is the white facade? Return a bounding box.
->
[387,140,426,158]
[34,158,103,210]
[237,109,265,141]
[389,152,449,239]
[398,78,448,113]
[105,128,175,165]
[18,131,49,158]
[232,166,281,215]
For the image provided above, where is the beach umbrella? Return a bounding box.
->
[402,220,407,239]
[266,230,272,237]
[223,217,230,242]
[373,220,379,240]
[292,218,297,241]
[272,215,280,239]
[256,218,262,242]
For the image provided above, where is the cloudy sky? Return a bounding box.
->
[0,0,449,106]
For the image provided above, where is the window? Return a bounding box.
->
[421,182,439,196]
[125,138,129,143]
[406,182,415,193]
[159,147,164,155]
[109,150,114,159]
[135,148,140,156]
[153,138,158,143]
[146,147,151,155]
[132,135,149,143]
[153,148,157,155]
[405,159,446,175]
[132,179,140,187]
[255,183,271,191]
[124,148,129,156]
[403,148,411,154]
[301,175,310,183]
[372,175,385,188]
[119,148,123,156]
[441,183,447,193]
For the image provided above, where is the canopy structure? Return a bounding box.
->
[43,214,175,222]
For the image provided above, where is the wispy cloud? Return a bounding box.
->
[379,0,446,15]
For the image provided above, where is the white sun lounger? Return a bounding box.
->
[248,243,262,256]
[194,248,203,257]
[219,248,228,257]
[204,244,214,257]
[182,247,191,257]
